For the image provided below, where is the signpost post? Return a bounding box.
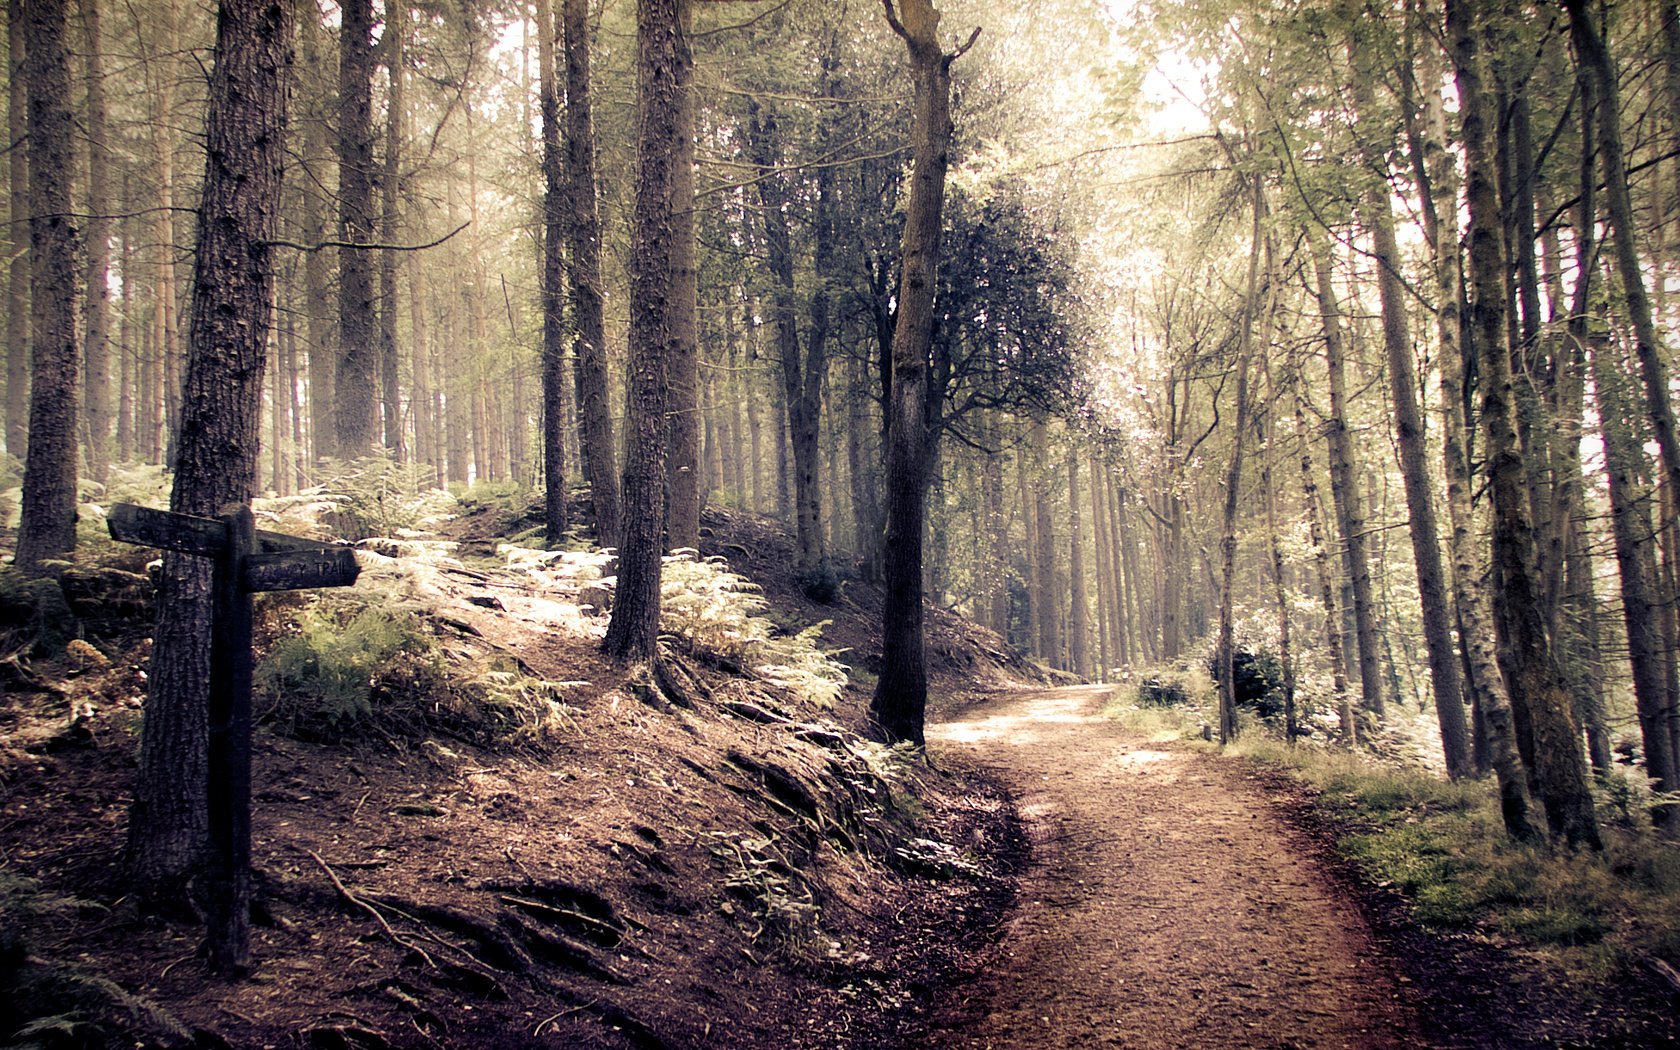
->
[109,502,360,976]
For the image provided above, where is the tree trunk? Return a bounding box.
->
[377,0,404,460]
[1296,387,1355,744]
[664,0,699,551]
[1216,176,1264,745]
[561,0,617,542]
[1570,46,1676,828]
[1089,456,1113,679]
[1068,453,1090,679]
[333,0,376,457]
[127,0,292,901]
[1567,0,1680,779]
[1452,0,1599,848]
[3,0,25,458]
[747,102,828,577]
[1311,238,1384,718]
[538,0,568,544]
[984,440,1008,638]
[1418,0,1531,808]
[870,0,970,745]
[1352,118,1472,773]
[1588,329,1680,832]
[298,8,334,465]
[146,0,179,466]
[79,0,111,485]
[603,0,684,662]
[116,197,133,463]
[1032,420,1060,665]
[13,0,84,572]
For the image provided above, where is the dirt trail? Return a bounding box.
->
[922,685,1421,1049]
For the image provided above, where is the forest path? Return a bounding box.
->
[921,685,1421,1049]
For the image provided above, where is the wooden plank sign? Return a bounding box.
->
[107,502,360,977]
[243,548,361,592]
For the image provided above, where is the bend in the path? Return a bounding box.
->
[922,685,1420,1050]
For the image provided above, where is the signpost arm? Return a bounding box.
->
[206,504,255,977]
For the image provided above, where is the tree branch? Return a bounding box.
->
[267,220,470,254]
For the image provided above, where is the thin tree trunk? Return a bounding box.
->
[14,0,84,572]
[1089,456,1113,680]
[870,0,972,745]
[116,196,133,463]
[1567,0,1680,780]
[538,0,568,543]
[1295,382,1356,744]
[603,0,685,662]
[1032,420,1060,665]
[563,0,619,545]
[377,0,404,459]
[1068,454,1090,679]
[984,439,1008,638]
[747,103,828,576]
[4,0,25,458]
[1352,101,1472,772]
[1452,0,1598,848]
[334,0,376,457]
[1311,238,1384,718]
[80,0,111,485]
[664,0,699,550]
[299,9,334,464]
[1216,175,1264,745]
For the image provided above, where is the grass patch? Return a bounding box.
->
[1225,735,1680,972]
[1104,700,1680,975]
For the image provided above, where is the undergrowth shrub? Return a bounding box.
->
[660,553,848,708]
[0,872,189,1049]
[1230,736,1680,973]
[272,456,458,543]
[257,596,576,749]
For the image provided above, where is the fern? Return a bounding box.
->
[657,554,848,709]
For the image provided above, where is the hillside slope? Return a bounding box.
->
[0,495,1037,1049]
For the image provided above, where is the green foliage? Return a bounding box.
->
[280,456,459,543]
[0,568,76,657]
[257,598,577,749]
[1231,739,1680,970]
[0,873,185,1050]
[1134,675,1189,708]
[659,554,849,709]
[260,603,422,740]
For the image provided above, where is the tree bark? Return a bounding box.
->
[1311,237,1383,717]
[603,0,685,662]
[333,0,376,457]
[1451,0,1599,849]
[538,0,568,544]
[1566,0,1680,781]
[127,0,292,900]
[664,0,699,551]
[1570,44,1676,829]
[1068,453,1090,679]
[1351,80,1472,772]
[869,0,971,745]
[377,0,404,460]
[13,0,84,572]
[1216,175,1263,746]
[747,101,829,578]
[561,0,618,544]
[3,0,25,458]
[1295,388,1355,744]
[79,0,111,486]
[298,7,334,465]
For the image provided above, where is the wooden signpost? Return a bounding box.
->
[109,502,360,976]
